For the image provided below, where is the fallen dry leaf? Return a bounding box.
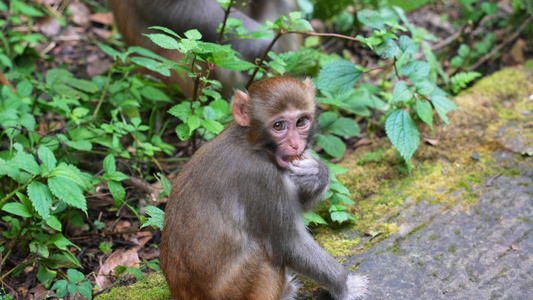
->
[95,249,141,291]
[89,12,114,26]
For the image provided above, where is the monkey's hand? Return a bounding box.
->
[288,150,330,210]
[337,274,369,300]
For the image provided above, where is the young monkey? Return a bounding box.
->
[160,76,368,299]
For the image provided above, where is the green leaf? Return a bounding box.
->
[327,118,360,137]
[63,77,99,93]
[333,193,355,205]
[168,102,192,121]
[145,33,180,50]
[318,111,338,128]
[385,109,420,162]
[13,144,41,175]
[357,9,387,30]
[108,180,126,207]
[103,154,116,174]
[130,57,171,77]
[399,35,417,55]
[175,123,192,141]
[140,86,171,102]
[27,181,53,219]
[77,281,93,299]
[37,266,56,287]
[188,115,201,134]
[303,211,327,226]
[414,99,433,131]
[67,269,85,284]
[202,119,224,135]
[108,172,129,182]
[48,177,87,212]
[50,234,79,251]
[12,0,44,17]
[326,163,349,175]
[329,181,350,194]
[330,210,355,224]
[376,38,401,59]
[316,60,362,95]
[402,60,430,81]
[156,172,172,197]
[50,163,90,190]
[2,202,32,218]
[143,205,165,229]
[46,216,62,231]
[392,81,413,103]
[316,134,346,158]
[414,80,435,96]
[51,280,68,298]
[184,29,202,40]
[431,95,458,125]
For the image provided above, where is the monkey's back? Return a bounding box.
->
[160,124,287,299]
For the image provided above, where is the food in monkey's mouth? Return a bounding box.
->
[285,154,307,162]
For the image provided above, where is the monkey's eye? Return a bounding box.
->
[296,117,309,127]
[273,122,286,131]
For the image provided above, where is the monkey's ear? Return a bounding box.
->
[233,90,251,127]
[303,77,315,91]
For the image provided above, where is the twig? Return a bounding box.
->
[245,30,284,88]
[287,31,363,43]
[68,227,159,241]
[217,0,235,44]
[469,15,533,71]
[486,171,504,187]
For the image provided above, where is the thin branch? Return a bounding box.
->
[245,30,284,89]
[287,30,363,43]
[469,15,533,71]
[217,0,235,44]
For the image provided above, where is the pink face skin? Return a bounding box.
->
[269,108,314,169]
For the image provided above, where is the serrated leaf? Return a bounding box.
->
[108,172,129,182]
[376,38,401,59]
[2,202,32,218]
[175,123,192,141]
[130,57,171,77]
[156,172,172,196]
[202,119,225,135]
[143,205,165,229]
[399,35,417,55]
[402,60,430,81]
[328,118,360,137]
[37,146,57,172]
[168,102,192,121]
[103,154,116,174]
[392,81,413,103]
[145,33,180,50]
[108,180,125,207]
[415,99,433,131]
[316,60,362,95]
[27,181,52,219]
[48,177,87,212]
[13,144,41,175]
[316,134,346,158]
[188,115,201,134]
[50,163,90,190]
[303,211,327,226]
[385,110,420,162]
[357,9,387,30]
[326,163,349,175]
[63,77,99,93]
[184,29,202,40]
[329,181,350,194]
[432,95,458,125]
[333,193,355,205]
[414,80,435,96]
[318,111,338,128]
[331,211,354,224]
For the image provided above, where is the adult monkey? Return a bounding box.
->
[160,76,368,299]
[109,0,300,97]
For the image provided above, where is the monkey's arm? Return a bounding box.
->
[289,150,331,211]
[283,222,368,300]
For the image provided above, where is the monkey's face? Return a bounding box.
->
[268,108,314,169]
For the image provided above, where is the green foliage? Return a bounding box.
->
[450,71,482,94]
[51,269,93,299]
